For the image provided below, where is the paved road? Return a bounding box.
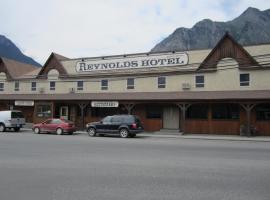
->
[0,131,270,200]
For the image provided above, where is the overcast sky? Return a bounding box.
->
[1,0,270,64]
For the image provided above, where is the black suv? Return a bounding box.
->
[86,115,144,138]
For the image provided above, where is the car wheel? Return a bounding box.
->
[87,127,96,137]
[0,124,5,132]
[119,128,129,138]
[34,127,40,134]
[14,127,20,132]
[56,128,63,135]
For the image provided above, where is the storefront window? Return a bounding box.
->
[187,104,208,119]
[36,105,52,118]
[146,106,162,119]
[212,104,239,120]
[256,104,270,120]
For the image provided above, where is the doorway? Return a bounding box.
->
[60,106,69,120]
[163,106,179,129]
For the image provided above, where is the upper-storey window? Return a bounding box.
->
[127,78,134,89]
[0,83,4,91]
[31,82,37,91]
[101,79,108,90]
[15,81,19,91]
[240,73,250,86]
[158,77,166,88]
[77,81,84,91]
[195,75,204,88]
[50,81,55,91]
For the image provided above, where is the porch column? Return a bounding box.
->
[78,102,88,129]
[123,103,135,114]
[240,103,256,137]
[176,103,191,134]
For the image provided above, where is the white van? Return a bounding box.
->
[0,110,25,132]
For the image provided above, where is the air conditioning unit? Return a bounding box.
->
[182,83,191,90]
[39,87,45,93]
[69,87,76,93]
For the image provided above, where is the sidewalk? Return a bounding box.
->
[141,132,270,142]
[22,127,270,142]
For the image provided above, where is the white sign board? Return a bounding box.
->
[15,101,34,106]
[91,101,119,108]
[76,52,188,72]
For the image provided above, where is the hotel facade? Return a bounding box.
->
[0,33,270,135]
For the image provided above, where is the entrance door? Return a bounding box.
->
[60,106,69,120]
[163,106,179,129]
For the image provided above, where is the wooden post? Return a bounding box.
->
[176,103,191,134]
[240,103,256,137]
[78,102,88,129]
[123,103,135,114]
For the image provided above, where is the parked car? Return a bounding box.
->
[33,118,76,135]
[0,110,25,132]
[86,115,144,138]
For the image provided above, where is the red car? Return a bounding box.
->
[33,118,76,135]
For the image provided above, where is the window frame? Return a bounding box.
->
[0,82,4,91]
[77,81,84,91]
[158,76,166,89]
[240,73,250,86]
[127,78,134,90]
[50,81,55,91]
[101,79,108,90]
[31,82,37,91]
[14,81,19,91]
[195,75,205,88]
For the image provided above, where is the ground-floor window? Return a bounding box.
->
[91,107,118,118]
[36,104,52,118]
[212,104,239,120]
[146,106,162,119]
[187,104,208,119]
[256,104,270,120]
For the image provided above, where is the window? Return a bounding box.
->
[212,104,239,120]
[240,73,250,86]
[77,81,83,90]
[101,79,108,90]
[187,104,208,119]
[195,75,204,88]
[36,105,52,118]
[31,82,36,91]
[0,83,4,91]
[256,104,270,120]
[50,81,55,91]
[15,81,19,91]
[127,78,134,89]
[102,116,112,124]
[146,106,162,119]
[158,77,166,88]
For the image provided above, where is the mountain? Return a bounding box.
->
[151,7,270,52]
[0,35,41,67]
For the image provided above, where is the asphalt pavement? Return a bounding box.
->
[0,130,270,200]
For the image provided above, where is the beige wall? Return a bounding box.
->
[1,67,270,94]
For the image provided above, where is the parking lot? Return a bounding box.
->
[0,130,270,200]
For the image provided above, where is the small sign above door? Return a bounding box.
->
[91,101,119,108]
[15,101,34,106]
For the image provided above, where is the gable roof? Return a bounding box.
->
[198,32,260,71]
[37,52,69,78]
[0,57,39,80]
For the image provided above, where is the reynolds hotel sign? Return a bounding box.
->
[76,52,189,72]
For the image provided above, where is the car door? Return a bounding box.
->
[99,116,112,133]
[41,119,52,132]
[110,116,122,133]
